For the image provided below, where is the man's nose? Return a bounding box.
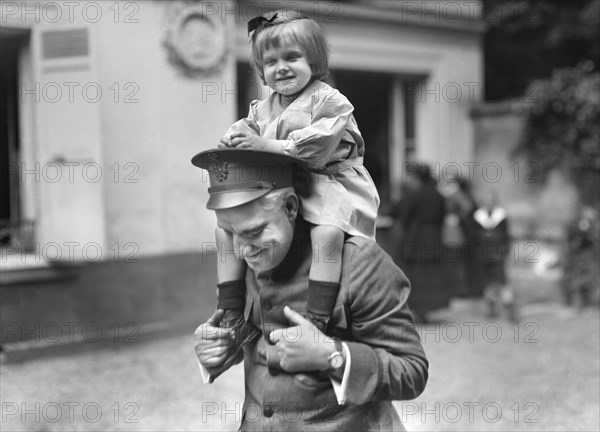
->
[240,242,261,260]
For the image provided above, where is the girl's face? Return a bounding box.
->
[262,43,312,96]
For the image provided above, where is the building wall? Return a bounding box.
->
[471,102,579,239]
[1,252,219,345]
[1,1,237,258]
[95,1,236,256]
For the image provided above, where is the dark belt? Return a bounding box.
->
[314,156,363,175]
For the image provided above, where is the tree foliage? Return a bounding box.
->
[484,0,599,101]
[518,62,599,205]
[484,1,599,298]
[484,0,599,207]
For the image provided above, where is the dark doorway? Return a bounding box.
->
[1,31,28,244]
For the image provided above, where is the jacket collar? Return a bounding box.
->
[474,207,507,229]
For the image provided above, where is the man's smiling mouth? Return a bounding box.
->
[245,250,263,261]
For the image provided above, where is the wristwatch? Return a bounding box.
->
[327,338,345,373]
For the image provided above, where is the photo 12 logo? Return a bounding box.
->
[1,2,140,24]
[4,82,140,104]
[400,401,539,424]
[1,401,139,424]
[1,321,140,345]
[1,241,139,264]
[189,1,340,24]
[7,161,140,184]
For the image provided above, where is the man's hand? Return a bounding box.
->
[194,309,234,368]
[269,306,337,372]
[219,133,285,153]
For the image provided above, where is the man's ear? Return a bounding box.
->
[284,193,299,221]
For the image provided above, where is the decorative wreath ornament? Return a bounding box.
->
[163,1,227,77]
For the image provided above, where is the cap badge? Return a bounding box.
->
[208,152,229,182]
[216,161,228,182]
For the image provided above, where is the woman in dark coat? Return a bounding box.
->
[441,177,481,298]
[400,163,449,321]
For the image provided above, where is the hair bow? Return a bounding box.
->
[247,13,278,35]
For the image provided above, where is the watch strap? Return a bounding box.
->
[327,338,345,372]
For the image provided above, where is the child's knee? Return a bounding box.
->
[311,226,344,256]
[311,225,344,243]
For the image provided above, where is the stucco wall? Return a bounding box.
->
[96,1,235,256]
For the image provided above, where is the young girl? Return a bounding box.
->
[216,11,380,336]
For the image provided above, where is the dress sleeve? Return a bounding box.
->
[341,239,429,405]
[224,100,261,137]
[283,90,355,169]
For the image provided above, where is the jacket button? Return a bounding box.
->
[263,405,274,418]
[262,300,272,311]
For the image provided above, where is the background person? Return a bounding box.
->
[400,163,449,322]
[473,190,518,321]
[440,175,480,298]
[561,204,600,309]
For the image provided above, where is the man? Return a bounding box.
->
[193,149,428,431]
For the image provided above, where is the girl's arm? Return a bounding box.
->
[226,133,286,154]
[220,101,261,147]
[221,100,287,154]
[283,90,358,169]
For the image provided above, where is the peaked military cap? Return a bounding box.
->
[191,148,307,210]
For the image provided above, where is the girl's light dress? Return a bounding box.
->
[225,80,380,239]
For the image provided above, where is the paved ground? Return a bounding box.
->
[1,265,599,431]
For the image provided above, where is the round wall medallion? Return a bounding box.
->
[163,2,227,77]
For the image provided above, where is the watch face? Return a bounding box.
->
[330,353,344,369]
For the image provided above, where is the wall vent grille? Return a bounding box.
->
[42,29,89,59]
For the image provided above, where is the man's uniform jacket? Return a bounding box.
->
[230,219,428,431]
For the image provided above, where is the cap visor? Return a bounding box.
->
[206,189,272,210]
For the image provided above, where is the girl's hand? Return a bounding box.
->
[228,132,263,149]
[218,136,233,148]
[228,133,284,153]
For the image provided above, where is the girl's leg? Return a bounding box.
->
[209,228,260,383]
[208,227,261,376]
[215,227,246,316]
[216,227,245,283]
[308,225,344,333]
